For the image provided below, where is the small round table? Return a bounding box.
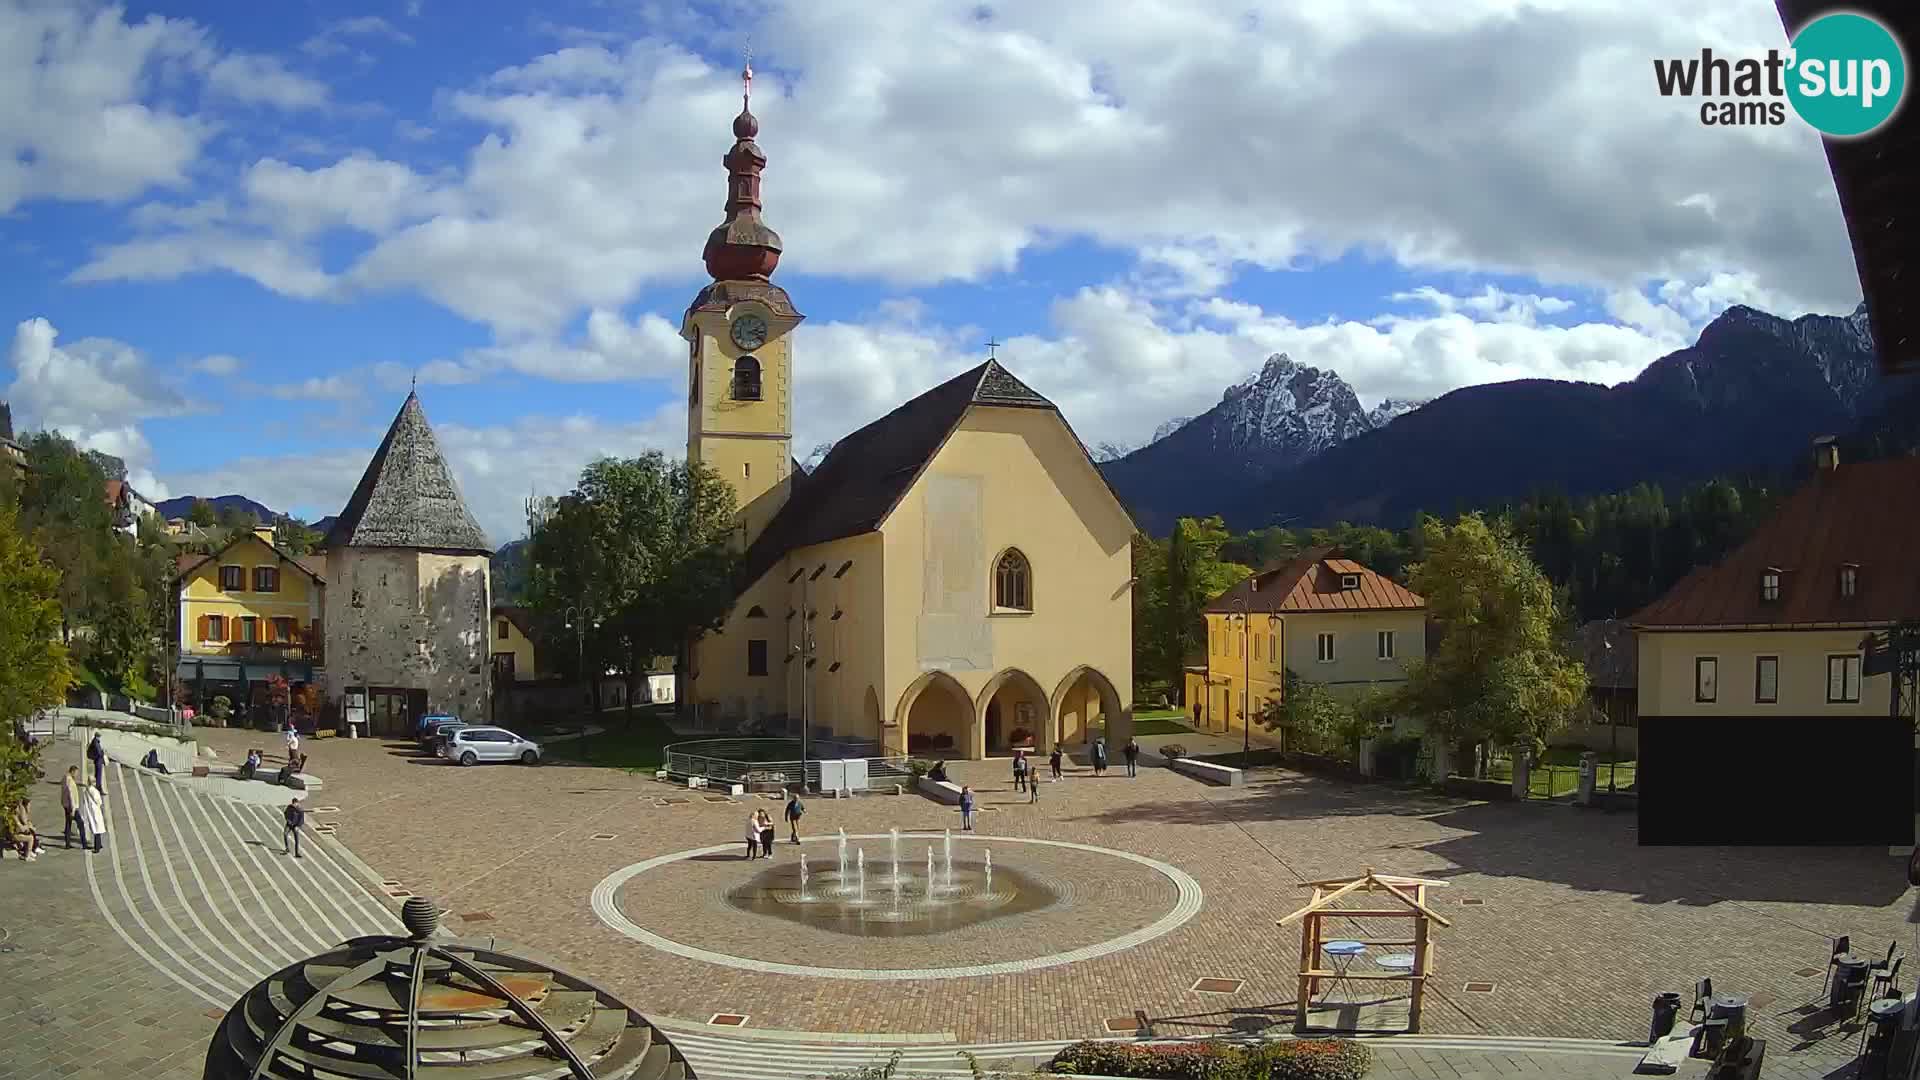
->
[1375,954,1416,971]
[1320,941,1367,1003]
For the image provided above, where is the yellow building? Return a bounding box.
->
[682,69,1134,759]
[491,606,541,683]
[174,527,327,716]
[1187,548,1427,739]
[1632,441,1916,720]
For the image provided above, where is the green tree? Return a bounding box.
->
[1394,513,1587,774]
[0,497,70,812]
[273,517,324,554]
[188,498,216,528]
[1130,533,1176,703]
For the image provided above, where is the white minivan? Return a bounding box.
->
[440,726,542,766]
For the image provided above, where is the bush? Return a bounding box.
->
[210,695,233,720]
[1160,744,1187,761]
[1044,1039,1370,1080]
[906,759,930,779]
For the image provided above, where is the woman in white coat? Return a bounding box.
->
[77,779,106,854]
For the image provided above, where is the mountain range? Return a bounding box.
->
[153,494,279,523]
[1103,302,1891,533]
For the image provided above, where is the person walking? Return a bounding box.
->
[1124,738,1141,777]
[284,722,301,761]
[1028,769,1040,804]
[62,766,87,849]
[784,790,805,844]
[87,732,105,790]
[1092,738,1108,776]
[282,796,306,858]
[1049,746,1063,781]
[743,811,762,859]
[78,779,106,854]
[1012,752,1028,793]
[959,786,976,831]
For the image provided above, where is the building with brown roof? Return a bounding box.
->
[681,67,1135,758]
[173,527,328,721]
[1186,547,1427,740]
[1630,439,1919,719]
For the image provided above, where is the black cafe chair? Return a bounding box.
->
[1821,935,1853,1000]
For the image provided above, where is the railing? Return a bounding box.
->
[663,738,912,792]
[223,641,325,665]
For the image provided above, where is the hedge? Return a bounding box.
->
[1045,1039,1371,1079]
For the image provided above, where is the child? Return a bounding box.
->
[959,786,976,831]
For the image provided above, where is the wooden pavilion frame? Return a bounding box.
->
[1276,869,1453,1033]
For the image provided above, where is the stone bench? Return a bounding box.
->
[206,766,324,791]
[916,777,966,804]
[1168,757,1244,787]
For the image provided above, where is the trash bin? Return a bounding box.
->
[1700,992,1750,1059]
[1649,992,1683,1044]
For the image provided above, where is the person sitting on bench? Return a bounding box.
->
[238,748,262,780]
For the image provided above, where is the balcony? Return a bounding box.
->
[183,640,325,666]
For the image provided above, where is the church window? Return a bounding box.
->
[732,356,762,401]
[746,605,767,618]
[994,549,1032,612]
[747,639,768,677]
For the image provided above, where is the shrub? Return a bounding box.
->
[210,695,233,720]
[1044,1039,1370,1080]
[1160,744,1187,761]
[906,759,930,779]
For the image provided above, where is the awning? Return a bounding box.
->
[173,659,315,683]
[177,659,243,682]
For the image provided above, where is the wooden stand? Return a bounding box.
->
[1276,868,1452,1033]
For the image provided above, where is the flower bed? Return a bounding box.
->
[1044,1038,1371,1079]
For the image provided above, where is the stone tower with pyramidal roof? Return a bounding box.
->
[321,392,494,733]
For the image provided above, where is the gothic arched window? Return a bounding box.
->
[732,356,762,401]
[994,549,1032,612]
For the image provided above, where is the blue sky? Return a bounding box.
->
[0,1,1865,539]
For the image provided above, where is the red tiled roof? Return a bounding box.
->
[1205,546,1426,614]
[171,536,327,588]
[1631,456,1920,629]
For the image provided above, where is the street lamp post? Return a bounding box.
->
[564,603,598,750]
[791,572,817,791]
[1604,628,1619,797]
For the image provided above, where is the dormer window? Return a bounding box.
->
[1760,569,1781,603]
[1340,574,1360,591]
[1840,564,1859,598]
[732,356,762,401]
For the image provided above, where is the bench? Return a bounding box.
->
[204,766,325,791]
[1168,757,1245,787]
[916,777,966,804]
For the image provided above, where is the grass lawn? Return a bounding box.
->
[1131,717,1195,736]
[1486,747,1637,798]
[537,705,678,773]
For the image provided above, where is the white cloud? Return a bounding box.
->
[265,375,361,401]
[4,317,198,499]
[300,15,414,60]
[71,0,1861,340]
[203,52,329,110]
[188,354,243,376]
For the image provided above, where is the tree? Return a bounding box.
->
[273,517,323,554]
[1394,513,1587,774]
[188,498,216,528]
[0,497,71,812]
[528,453,740,722]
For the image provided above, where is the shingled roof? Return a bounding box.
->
[1631,454,1920,629]
[1777,1,1916,375]
[739,358,1112,586]
[323,392,492,555]
[1205,546,1426,614]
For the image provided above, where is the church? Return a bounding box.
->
[684,64,1135,760]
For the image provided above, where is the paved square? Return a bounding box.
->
[187,725,1911,1071]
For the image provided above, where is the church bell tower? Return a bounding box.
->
[682,58,804,549]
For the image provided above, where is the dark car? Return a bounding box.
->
[418,718,466,751]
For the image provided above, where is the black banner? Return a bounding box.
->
[1639,716,1914,845]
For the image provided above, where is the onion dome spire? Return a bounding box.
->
[703,54,784,282]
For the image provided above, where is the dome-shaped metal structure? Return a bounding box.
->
[203,898,694,1079]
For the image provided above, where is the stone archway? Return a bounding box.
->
[1052,666,1126,748]
[975,669,1050,757]
[862,685,882,744]
[896,671,974,760]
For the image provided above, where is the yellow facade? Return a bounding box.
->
[683,299,801,548]
[689,396,1135,759]
[1189,606,1426,738]
[177,532,324,662]
[491,611,539,682]
[1636,628,1892,717]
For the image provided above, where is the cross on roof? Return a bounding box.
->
[984,338,1001,359]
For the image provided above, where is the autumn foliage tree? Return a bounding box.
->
[0,497,71,813]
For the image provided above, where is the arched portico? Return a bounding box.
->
[975,668,1050,757]
[1052,666,1126,748]
[896,671,974,759]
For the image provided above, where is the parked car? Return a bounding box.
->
[419,718,466,751]
[440,726,543,766]
[415,713,458,739]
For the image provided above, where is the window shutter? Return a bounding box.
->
[199,614,210,641]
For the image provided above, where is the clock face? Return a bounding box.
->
[730,314,769,350]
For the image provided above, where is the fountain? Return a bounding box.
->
[799,854,810,900]
[926,848,935,896]
[856,849,866,904]
[889,827,901,883]
[984,849,992,890]
[838,829,849,880]
[944,830,954,887]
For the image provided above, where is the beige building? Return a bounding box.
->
[321,393,494,736]
[1187,548,1427,739]
[682,70,1134,759]
[1632,440,1916,720]
[491,606,540,683]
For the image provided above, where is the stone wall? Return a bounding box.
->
[324,548,491,717]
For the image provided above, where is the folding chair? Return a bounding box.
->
[1820,935,1852,1000]
[1871,957,1904,1003]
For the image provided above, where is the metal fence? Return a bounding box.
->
[663,738,912,792]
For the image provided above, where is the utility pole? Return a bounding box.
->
[1604,630,1618,797]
